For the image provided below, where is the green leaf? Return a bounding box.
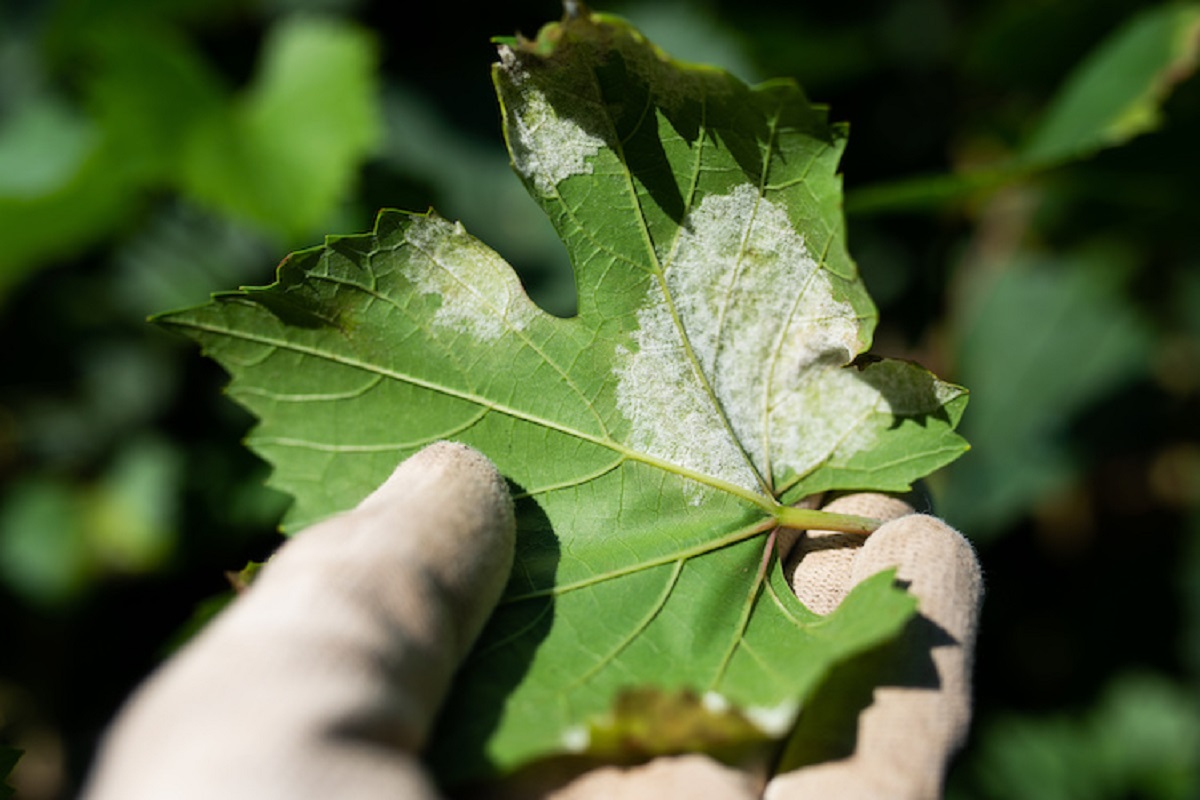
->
[0,99,97,198]
[847,3,1200,215]
[159,9,966,781]
[0,24,228,301]
[959,673,1200,800]
[0,99,137,301]
[83,24,227,185]
[0,435,181,606]
[1022,4,1200,165]
[941,247,1152,537]
[0,745,18,800]
[181,15,380,238]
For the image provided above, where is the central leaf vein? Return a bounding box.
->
[591,63,773,500]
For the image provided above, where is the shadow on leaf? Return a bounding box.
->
[425,487,560,787]
[774,602,953,772]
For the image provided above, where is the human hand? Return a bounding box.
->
[81,444,982,800]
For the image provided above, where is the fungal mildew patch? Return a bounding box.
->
[616,184,891,497]
[402,214,537,341]
[498,45,607,197]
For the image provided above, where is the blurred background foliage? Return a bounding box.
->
[1,0,1198,796]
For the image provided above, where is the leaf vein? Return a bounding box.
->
[512,457,627,499]
[251,407,491,453]
[502,515,776,603]
[565,559,686,690]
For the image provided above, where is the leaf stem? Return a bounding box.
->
[772,506,879,535]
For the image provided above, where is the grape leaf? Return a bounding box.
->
[847,3,1200,215]
[158,7,968,784]
[0,745,17,799]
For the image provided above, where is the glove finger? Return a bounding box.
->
[83,441,515,800]
[768,514,982,800]
[848,514,982,775]
[543,755,761,799]
[784,493,914,615]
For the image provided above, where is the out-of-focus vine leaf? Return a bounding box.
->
[952,673,1200,800]
[83,25,227,185]
[0,99,135,300]
[847,3,1200,215]
[160,9,967,780]
[0,12,380,302]
[112,203,276,318]
[181,15,380,239]
[0,436,181,607]
[0,746,18,800]
[941,247,1152,536]
[0,99,96,198]
[0,22,227,300]
[1022,4,1200,164]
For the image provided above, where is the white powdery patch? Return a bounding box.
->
[496,44,526,82]
[617,184,887,490]
[403,216,536,341]
[560,725,590,753]
[504,81,605,196]
[702,691,732,715]
[705,693,799,736]
[615,291,759,496]
[744,700,801,736]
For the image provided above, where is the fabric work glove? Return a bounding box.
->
[81,442,982,799]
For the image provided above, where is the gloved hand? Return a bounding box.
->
[81,443,982,800]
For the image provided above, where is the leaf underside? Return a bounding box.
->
[159,9,967,784]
